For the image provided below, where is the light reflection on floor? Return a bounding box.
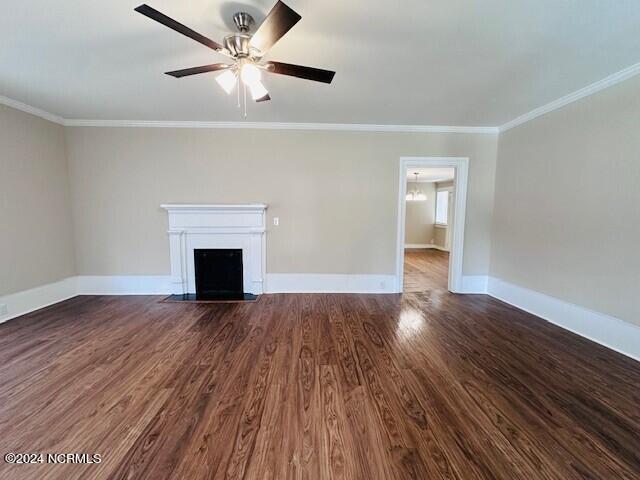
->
[396,307,425,340]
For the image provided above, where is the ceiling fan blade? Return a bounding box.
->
[165,63,229,78]
[134,4,230,56]
[249,1,301,54]
[256,93,271,103]
[264,61,335,84]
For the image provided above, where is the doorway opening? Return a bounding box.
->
[396,157,469,293]
[403,168,453,291]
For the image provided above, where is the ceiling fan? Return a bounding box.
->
[134,1,335,106]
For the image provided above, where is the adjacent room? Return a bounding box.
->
[403,168,454,292]
[1,1,639,479]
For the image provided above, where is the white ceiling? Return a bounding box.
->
[2,0,640,125]
[407,168,454,183]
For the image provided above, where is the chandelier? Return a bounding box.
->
[406,172,427,201]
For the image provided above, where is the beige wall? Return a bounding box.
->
[404,181,436,245]
[0,105,75,295]
[434,227,447,248]
[491,75,640,326]
[437,180,454,189]
[65,128,498,277]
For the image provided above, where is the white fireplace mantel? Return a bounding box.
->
[161,204,267,295]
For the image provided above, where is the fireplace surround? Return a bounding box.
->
[161,204,267,296]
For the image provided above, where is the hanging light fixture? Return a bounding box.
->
[214,60,271,116]
[406,172,427,201]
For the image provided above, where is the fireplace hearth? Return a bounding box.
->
[165,248,258,302]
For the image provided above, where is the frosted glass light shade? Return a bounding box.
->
[240,63,261,85]
[248,80,269,101]
[216,70,237,94]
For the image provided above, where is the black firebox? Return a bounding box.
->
[194,249,243,300]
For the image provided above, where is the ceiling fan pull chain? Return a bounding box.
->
[243,83,247,118]
[237,75,240,108]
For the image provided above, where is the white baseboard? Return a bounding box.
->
[0,272,486,323]
[405,243,434,249]
[404,243,449,252]
[76,275,177,295]
[265,274,398,294]
[0,277,78,324]
[0,273,399,323]
[459,275,488,294]
[10,275,635,362]
[487,277,640,362]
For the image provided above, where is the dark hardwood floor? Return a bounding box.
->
[404,248,449,292]
[0,293,638,479]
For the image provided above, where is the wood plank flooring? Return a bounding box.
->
[0,293,638,479]
[404,248,449,292]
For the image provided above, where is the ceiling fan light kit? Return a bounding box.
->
[215,70,237,94]
[134,1,335,115]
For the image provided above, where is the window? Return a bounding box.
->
[435,190,449,225]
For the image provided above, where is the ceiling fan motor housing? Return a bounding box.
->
[225,12,256,57]
[224,33,251,57]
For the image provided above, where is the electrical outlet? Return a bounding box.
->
[273,217,279,226]
[0,304,7,316]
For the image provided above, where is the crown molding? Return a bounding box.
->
[499,61,640,132]
[4,59,640,134]
[62,119,498,134]
[0,95,497,133]
[0,95,65,125]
